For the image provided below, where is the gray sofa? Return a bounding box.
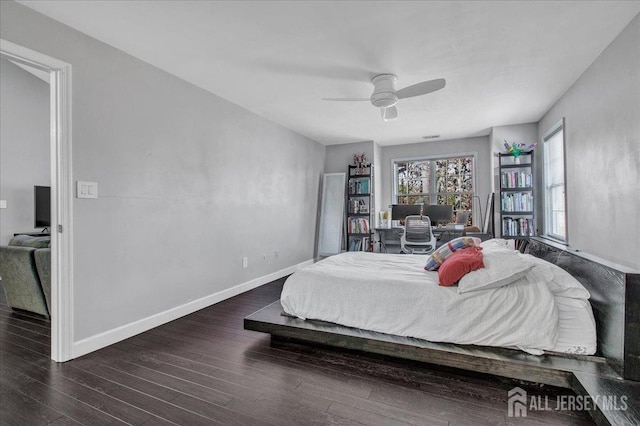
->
[0,235,51,318]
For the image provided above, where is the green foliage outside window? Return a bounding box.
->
[396,156,474,223]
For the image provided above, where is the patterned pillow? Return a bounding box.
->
[424,236,482,271]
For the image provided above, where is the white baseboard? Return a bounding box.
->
[72,259,313,359]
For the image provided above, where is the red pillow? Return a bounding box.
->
[438,246,484,287]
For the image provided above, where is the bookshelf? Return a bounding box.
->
[346,164,373,252]
[498,150,536,240]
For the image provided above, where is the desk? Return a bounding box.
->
[375,225,465,253]
[432,225,465,242]
[374,226,404,253]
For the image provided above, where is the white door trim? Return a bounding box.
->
[1,39,74,362]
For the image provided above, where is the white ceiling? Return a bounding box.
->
[18,1,640,146]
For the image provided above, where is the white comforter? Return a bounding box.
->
[281,252,559,352]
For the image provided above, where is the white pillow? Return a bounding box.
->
[458,247,534,294]
[553,296,597,354]
[524,255,591,300]
[480,238,512,250]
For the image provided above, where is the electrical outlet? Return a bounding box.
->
[242,257,248,268]
[274,250,279,259]
[261,253,267,261]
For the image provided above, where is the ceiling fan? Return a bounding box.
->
[322,74,446,121]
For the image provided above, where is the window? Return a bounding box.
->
[394,155,474,222]
[543,120,566,241]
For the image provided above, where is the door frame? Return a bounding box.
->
[1,39,74,362]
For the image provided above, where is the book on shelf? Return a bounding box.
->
[348,199,370,214]
[501,192,533,212]
[347,217,370,234]
[360,179,369,193]
[502,217,535,237]
[361,237,370,252]
[348,236,370,252]
[501,170,532,188]
[349,178,370,194]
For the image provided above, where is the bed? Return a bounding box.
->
[280,241,596,356]
[245,237,640,425]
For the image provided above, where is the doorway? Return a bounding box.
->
[0,39,73,362]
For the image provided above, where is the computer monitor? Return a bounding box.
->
[423,204,453,226]
[34,185,51,228]
[391,204,454,226]
[391,204,422,223]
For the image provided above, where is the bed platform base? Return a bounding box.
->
[245,238,640,425]
[245,301,639,426]
[245,300,612,388]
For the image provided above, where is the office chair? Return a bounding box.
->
[400,215,437,254]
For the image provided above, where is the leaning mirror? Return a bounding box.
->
[317,173,346,257]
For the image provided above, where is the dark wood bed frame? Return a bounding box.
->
[245,237,639,425]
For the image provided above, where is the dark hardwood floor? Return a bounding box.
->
[1,278,595,425]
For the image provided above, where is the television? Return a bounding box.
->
[34,185,51,228]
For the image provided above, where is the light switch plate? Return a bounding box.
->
[0,200,6,209]
[77,181,98,199]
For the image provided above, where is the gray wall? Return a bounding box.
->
[490,123,538,167]
[324,140,374,173]
[1,1,325,341]
[538,13,639,269]
[380,137,492,227]
[0,57,50,245]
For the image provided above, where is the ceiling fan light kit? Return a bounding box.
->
[381,105,398,122]
[323,73,446,121]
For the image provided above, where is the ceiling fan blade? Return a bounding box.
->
[322,97,370,101]
[395,78,446,99]
[381,106,398,122]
